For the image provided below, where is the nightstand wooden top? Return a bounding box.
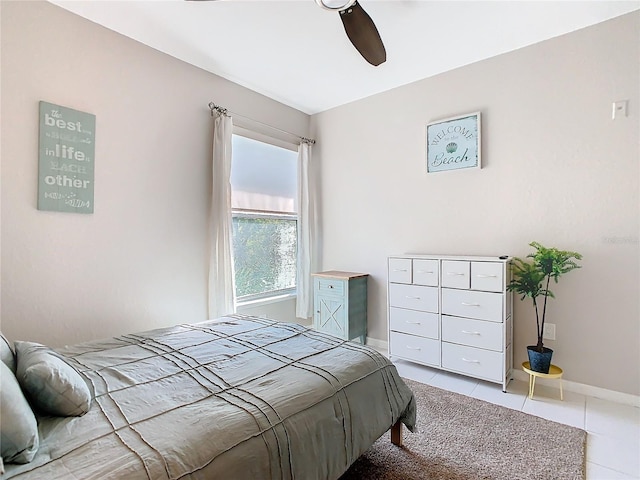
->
[312,270,369,279]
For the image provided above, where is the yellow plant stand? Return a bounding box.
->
[522,362,563,400]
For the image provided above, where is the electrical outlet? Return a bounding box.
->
[543,323,556,341]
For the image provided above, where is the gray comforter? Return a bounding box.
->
[4,315,416,480]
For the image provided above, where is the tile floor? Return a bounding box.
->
[392,359,640,480]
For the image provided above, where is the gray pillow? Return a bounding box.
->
[1,332,16,373]
[0,362,39,463]
[15,341,92,417]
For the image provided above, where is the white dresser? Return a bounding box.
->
[387,254,513,391]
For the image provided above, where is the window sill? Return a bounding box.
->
[236,292,296,309]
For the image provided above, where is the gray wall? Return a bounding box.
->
[311,12,639,395]
[1,2,638,396]
[0,1,309,347]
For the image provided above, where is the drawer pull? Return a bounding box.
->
[416,270,434,274]
[462,358,480,364]
[461,330,481,336]
[329,285,334,289]
[406,346,421,350]
[475,274,497,278]
[405,321,422,325]
[393,269,408,272]
[447,272,466,276]
[461,302,481,307]
[405,296,421,300]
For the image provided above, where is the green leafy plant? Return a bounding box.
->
[507,241,582,353]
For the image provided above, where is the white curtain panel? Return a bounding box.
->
[296,141,317,320]
[208,113,236,318]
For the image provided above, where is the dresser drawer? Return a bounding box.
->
[441,288,503,322]
[316,277,345,296]
[389,283,438,313]
[441,315,503,352]
[441,342,503,382]
[388,258,412,284]
[390,332,440,366]
[471,262,504,292]
[413,259,439,286]
[390,308,438,339]
[441,260,470,289]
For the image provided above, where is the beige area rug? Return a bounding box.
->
[341,378,586,480]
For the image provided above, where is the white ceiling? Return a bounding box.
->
[49,0,640,115]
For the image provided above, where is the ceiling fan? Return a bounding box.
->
[314,0,386,66]
[188,0,386,67]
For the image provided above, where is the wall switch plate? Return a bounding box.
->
[612,100,628,119]
[543,323,556,341]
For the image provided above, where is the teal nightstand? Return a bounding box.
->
[312,271,368,344]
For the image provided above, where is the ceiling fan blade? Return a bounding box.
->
[339,1,386,66]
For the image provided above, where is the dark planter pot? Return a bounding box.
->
[527,346,553,374]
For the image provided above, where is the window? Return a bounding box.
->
[230,134,298,302]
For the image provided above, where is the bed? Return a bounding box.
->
[1,314,416,479]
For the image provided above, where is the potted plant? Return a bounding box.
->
[507,241,582,373]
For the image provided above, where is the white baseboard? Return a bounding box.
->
[367,338,640,408]
[510,370,640,407]
[365,336,388,352]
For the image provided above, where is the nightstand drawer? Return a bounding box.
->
[389,258,412,284]
[390,307,438,339]
[390,332,440,366]
[471,262,504,292]
[316,277,345,296]
[442,342,502,382]
[441,260,470,289]
[442,315,503,352]
[389,283,438,313]
[441,288,503,322]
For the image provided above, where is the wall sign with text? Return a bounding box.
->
[426,112,481,173]
[38,101,95,213]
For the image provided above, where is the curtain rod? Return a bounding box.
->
[208,102,315,145]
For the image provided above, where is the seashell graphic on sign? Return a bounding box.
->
[446,142,458,153]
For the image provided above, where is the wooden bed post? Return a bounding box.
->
[390,420,403,446]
